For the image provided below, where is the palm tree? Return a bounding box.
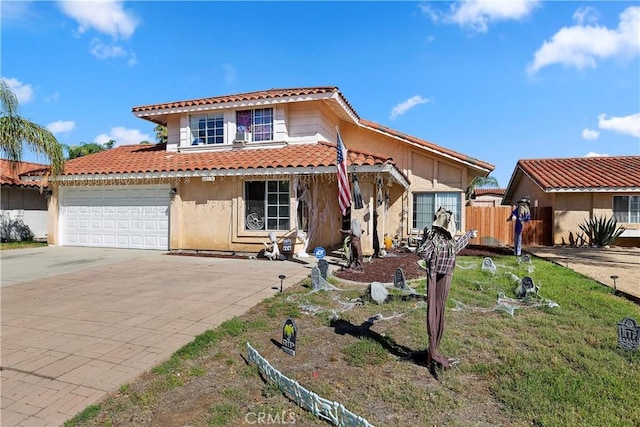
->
[64,140,115,159]
[466,175,500,201]
[0,80,65,174]
[154,124,167,144]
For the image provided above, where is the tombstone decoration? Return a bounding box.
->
[516,276,536,298]
[393,268,407,290]
[311,266,322,292]
[311,265,341,292]
[282,318,298,356]
[282,238,292,254]
[481,257,497,274]
[369,282,389,304]
[318,259,329,280]
[617,317,640,351]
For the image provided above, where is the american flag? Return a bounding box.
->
[336,129,351,216]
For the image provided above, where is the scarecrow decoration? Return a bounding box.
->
[417,207,477,377]
[507,197,531,258]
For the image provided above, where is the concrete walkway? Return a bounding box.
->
[526,246,640,300]
[1,247,313,426]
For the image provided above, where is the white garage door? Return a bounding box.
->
[61,185,170,250]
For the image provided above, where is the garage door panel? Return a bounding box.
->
[62,185,169,250]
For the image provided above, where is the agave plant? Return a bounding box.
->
[577,215,626,247]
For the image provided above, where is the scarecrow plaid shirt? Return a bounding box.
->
[417,230,475,275]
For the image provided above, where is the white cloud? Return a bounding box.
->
[418,3,440,23]
[573,7,599,25]
[584,152,609,157]
[1,77,34,104]
[447,0,539,33]
[528,6,640,74]
[2,1,34,22]
[90,39,136,65]
[58,0,138,39]
[597,112,640,138]
[390,95,430,120]
[46,120,75,134]
[582,128,600,140]
[95,127,151,146]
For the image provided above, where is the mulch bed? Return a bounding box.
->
[332,245,514,283]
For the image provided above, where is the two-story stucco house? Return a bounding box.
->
[45,87,494,255]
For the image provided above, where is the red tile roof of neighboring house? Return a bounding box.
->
[504,156,640,203]
[57,142,398,177]
[0,159,49,188]
[472,188,506,197]
[132,86,359,118]
[359,119,494,173]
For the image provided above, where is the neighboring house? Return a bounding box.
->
[45,86,494,254]
[502,156,640,247]
[0,159,50,241]
[468,188,506,207]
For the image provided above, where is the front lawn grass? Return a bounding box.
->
[65,255,640,426]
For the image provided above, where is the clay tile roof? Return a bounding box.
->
[473,188,506,196]
[359,119,494,173]
[518,156,640,190]
[0,159,49,188]
[59,142,396,177]
[132,86,359,118]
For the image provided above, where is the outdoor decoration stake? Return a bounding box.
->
[610,275,619,292]
[279,274,286,293]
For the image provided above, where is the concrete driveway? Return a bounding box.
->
[0,247,313,426]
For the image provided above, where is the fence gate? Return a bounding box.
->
[465,206,552,247]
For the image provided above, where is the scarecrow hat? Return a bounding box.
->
[432,207,457,238]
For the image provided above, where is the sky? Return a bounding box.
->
[2,0,639,188]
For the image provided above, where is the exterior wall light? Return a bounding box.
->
[170,188,177,197]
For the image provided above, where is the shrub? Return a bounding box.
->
[578,215,625,247]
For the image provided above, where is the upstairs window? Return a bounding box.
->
[245,180,290,231]
[613,195,640,223]
[236,108,273,141]
[190,113,224,145]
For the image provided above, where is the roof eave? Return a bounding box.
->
[49,164,409,188]
[359,122,493,174]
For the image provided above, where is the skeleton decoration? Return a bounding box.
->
[416,207,477,377]
[263,232,283,261]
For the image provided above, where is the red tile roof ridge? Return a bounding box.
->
[359,118,494,172]
[58,142,399,177]
[132,86,345,112]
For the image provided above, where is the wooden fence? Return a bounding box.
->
[465,206,552,247]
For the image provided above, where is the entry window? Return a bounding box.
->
[236,108,273,141]
[613,195,640,223]
[245,180,290,230]
[190,113,224,145]
[413,192,461,231]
